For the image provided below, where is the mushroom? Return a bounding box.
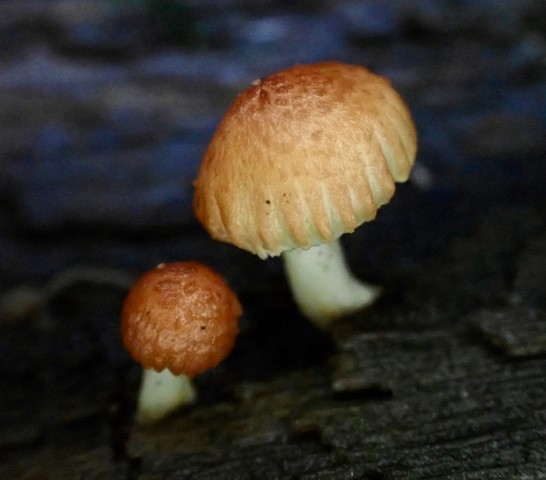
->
[193,61,417,328]
[121,261,242,423]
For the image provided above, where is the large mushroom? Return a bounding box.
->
[121,261,242,423]
[193,62,417,328]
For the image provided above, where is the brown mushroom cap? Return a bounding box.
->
[121,262,242,377]
[193,61,417,259]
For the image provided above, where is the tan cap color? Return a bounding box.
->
[193,62,417,259]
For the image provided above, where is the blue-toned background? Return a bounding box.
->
[0,1,545,477]
[1,0,544,287]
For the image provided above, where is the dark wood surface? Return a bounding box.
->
[0,1,545,478]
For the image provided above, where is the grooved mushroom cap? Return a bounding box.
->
[193,61,417,259]
[121,262,242,378]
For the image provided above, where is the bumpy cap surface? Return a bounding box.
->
[193,61,417,258]
[121,262,242,377]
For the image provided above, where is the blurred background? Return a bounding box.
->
[0,0,545,477]
[0,0,545,290]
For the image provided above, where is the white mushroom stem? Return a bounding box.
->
[136,369,196,424]
[282,240,381,329]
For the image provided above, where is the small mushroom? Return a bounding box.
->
[193,62,417,328]
[121,261,242,423]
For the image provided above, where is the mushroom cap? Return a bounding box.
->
[121,262,242,377]
[193,61,417,259]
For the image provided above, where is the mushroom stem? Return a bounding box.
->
[282,240,380,328]
[136,369,196,424]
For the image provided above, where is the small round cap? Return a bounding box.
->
[121,262,242,377]
[193,61,417,259]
